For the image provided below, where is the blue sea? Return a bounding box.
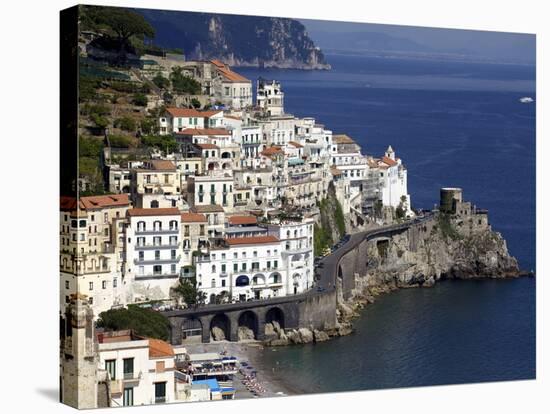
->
[236,53,536,392]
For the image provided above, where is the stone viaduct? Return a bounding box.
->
[163,213,434,345]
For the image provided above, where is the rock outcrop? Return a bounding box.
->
[137,10,330,70]
[211,326,225,341]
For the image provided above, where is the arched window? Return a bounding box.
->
[212,265,216,273]
[150,200,159,208]
[154,221,162,231]
[137,221,146,232]
[169,220,178,231]
[236,275,250,287]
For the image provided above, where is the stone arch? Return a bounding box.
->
[210,313,230,341]
[252,273,266,286]
[268,272,282,284]
[265,307,285,329]
[237,310,259,340]
[221,151,231,159]
[182,317,203,341]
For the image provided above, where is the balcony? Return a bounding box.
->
[134,256,181,265]
[136,272,179,279]
[135,228,179,235]
[135,243,180,250]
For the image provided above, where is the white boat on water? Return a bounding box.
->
[519,97,534,103]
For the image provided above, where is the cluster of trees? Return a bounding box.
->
[152,67,201,96]
[171,277,206,306]
[97,305,170,341]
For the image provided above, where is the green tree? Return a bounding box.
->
[84,7,155,61]
[190,98,201,109]
[153,72,170,89]
[97,306,170,340]
[172,277,203,306]
[140,118,158,135]
[169,67,201,94]
[114,116,136,131]
[133,93,148,107]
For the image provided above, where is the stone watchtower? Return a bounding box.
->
[60,295,98,409]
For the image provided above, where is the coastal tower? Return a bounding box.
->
[60,295,98,409]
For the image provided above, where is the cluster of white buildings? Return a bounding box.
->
[61,62,412,321]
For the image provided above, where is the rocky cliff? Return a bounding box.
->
[338,211,521,325]
[137,9,330,69]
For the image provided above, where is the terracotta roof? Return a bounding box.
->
[127,208,181,217]
[381,156,398,167]
[166,108,222,118]
[181,212,207,223]
[210,60,250,83]
[288,141,303,148]
[330,167,343,176]
[176,128,230,136]
[196,143,219,150]
[333,134,357,144]
[225,115,242,121]
[228,215,257,225]
[191,204,225,213]
[149,160,176,171]
[261,146,283,157]
[148,338,175,358]
[61,194,130,211]
[225,235,279,245]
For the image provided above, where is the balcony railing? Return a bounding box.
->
[135,228,179,235]
[134,256,181,265]
[135,243,180,250]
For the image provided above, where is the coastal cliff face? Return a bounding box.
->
[338,212,520,323]
[137,10,330,69]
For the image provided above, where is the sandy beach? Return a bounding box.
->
[184,341,298,399]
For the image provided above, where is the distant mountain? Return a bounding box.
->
[306,30,434,54]
[136,9,330,69]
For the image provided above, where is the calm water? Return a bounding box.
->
[237,54,536,391]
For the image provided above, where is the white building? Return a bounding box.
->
[377,145,412,214]
[265,218,315,294]
[159,108,223,135]
[256,78,284,116]
[210,60,252,109]
[195,235,286,304]
[97,330,176,407]
[124,208,183,303]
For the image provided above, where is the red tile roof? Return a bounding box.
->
[210,60,250,83]
[381,156,398,167]
[148,338,175,358]
[149,160,176,171]
[181,212,207,223]
[330,167,343,176]
[176,128,230,136]
[196,143,219,150]
[261,146,283,157]
[228,215,257,225]
[166,108,222,118]
[127,208,181,217]
[333,134,356,144]
[225,235,279,245]
[288,141,303,148]
[61,194,130,211]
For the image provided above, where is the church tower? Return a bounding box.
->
[385,145,395,160]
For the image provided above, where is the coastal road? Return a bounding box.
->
[315,213,435,292]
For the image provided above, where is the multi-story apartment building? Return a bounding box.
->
[195,235,286,304]
[180,212,208,273]
[266,217,315,294]
[190,205,226,240]
[60,195,131,317]
[130,160,181,206]
[331,134,369,198]
[124,208,182,303]
[210,60,252,109]
[187,175,234,211]
[159,108,223,135]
